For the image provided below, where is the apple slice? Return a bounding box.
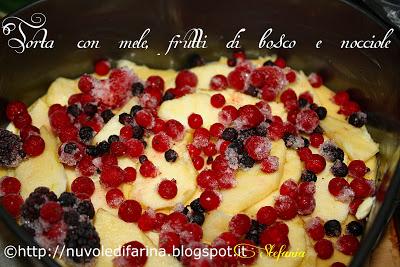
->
[245,190,279,217]
[253,217,306,267]
[128,133,197,210]
[94,209,180,267]
[117,60,177,88]
[299,234,317,267]
[218,140,286,215]
[202,210,231,244]
[45,77,80,107]
[14,126,67,199]
[365,156,377,180]
[280,149,302,185]
[93,97,139,143]
[320,116,379,161]
[190,59,233,89]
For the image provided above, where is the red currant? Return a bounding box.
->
[40,201,63,223]
[199,190,220,211]
[210,75,228,90]
[1,194,23,218]
[158,180,178,199]
[106,188,125,208]
[118,200,142,222]
[94,59,111,76]
[23,135,45,156]
[175,70,198,89]
[210,94,226,108]
[314,239,334,259]
[257,206,277,225]
[71,176,95,197]
[188,113,203,129]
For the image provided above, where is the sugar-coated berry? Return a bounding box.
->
[328,177,351,197]
[308,73,323,88]
[336,235,360,255]
[199,190,220,211]
[306,218,325,241]
[175,70,198,89]
[116,241,148,267]
[229,214,251,236]
[274,195,297,220]
[188,113,203,129]
[71,176,95,197]
[314,239,334,259]
[0,177,21,196]
[152,132,170,152]
[210,93,226,108]
[100,165,125,188]
[210,74,228,90]
[350,178,373,198]
[158,180,178,199]
[348,160,368,178]
[256,206,277,225]
[106,188,125,208]
[159,231,181,254]
[305,154,326,174]
[40,201,63,223]
[118,200,142,222]
[310,133,324,148]
[139,160,158,178]
[123,167,137,183]
[348,112,367,128]
[13,112,32,129]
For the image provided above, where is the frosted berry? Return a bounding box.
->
[306,217,325,241]
[348,160,368,178]
[298,181,316,195]
[229,214,251,236]
[197,169,218,190]
[274,195,297,220]
[192,155,205,170]
[175,70,198,89]
[350,178,373,198]
[305,154,326,174]
[181,223,203,243]
[13,112,32,129]
[152,132,170,152]
[188,113,203,129]
[100,165,125,188]
[76,156,96,176]
[146,75,165,91]
[94,59,111,76]
[199,190,220,211]
[256,206,277,225]
[20,125,40,141]
[71,176,95,197]
[158,180,177,199]
[118,200,142,222]
[210,75,228,90]
[280,179,298,199]
[1,193,23,218]
[228,69,246,91]
[349,198,364,215]
[348,112,367,128]
[286,71,296,83]
[106,188,125,208]
[123,167,137,183]
[159,231,181,254]
[244,136,271,161]
[78,74,94,93]
[260,155,279,173]
[259,222,290,250]
[0,176,21,196]
[297,147,312,161]
[314,239,334,259]
[339,101,360,116]
[274,57,286,68]
[23,135,45,157]
[333,91,350,105]
[125,139,144,158]
[210,123,224,138]
[110,141,127,157]
[310,133,324,148]
[296,109,319,134]
[210,94,226,108]
[135,110,154,128]
[237,105,264,128]
[218,105,238,125]
[140,160,158,178]
[308,73,323,88]
[336,235,360,255]
[40,201,63,223]
[297,194,316,215]
[165,119,185,141]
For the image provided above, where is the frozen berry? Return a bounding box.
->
[175,70,198,89]
[348,112,367,128]
[218,105,238,125]
[152,132,170,152]
[350,178,373,198]
[274,57,286,68]
[331,160,348,177]
[100,165,124,188]
[297,194,316,215]
[301,170,317,182]
[310,133,324,148]
[296,109,319,134]
[1,193,23,218]
[274,195,297,220]
[114,241,148,267]
[298,181,316,195]
[0,176,21,196]
[71,176,95,197]
[349,198,364,215]
[259,222,290,250]
[23,135,45,157]
[346,221,363,236]
[244,136,271,161]
[164,149,178,162]
[348,160,368,178]
[158,180,177,199]
[106,188,125,208]
[221,127,238,142]
[308,73,323,88]
[336,235,360,255]
[228,69,246,91]
[328,177,351,197]
[297,147,313,162]
[333,91,350,105]
[305,154,326,174]
[139,160,158,178]
[315,106,327,120]
[229,214,251,236]
[135,110,154,128]
[306,217,325,241]
[210,94,226,108]
[237,105,264,128]
[314,239,334,259]
[165,119,185,141]
[125,139,144,158]
[210,75,228,90]
[324,220,341,237]
[188,113,203,129]
[159,231,181,254]
[118,200,142,222]
[40,201,63,223]
[199,190,220,211]
[257,206,277,225]
[6,101,28,121]
[192,156,205,170]
[280,179,298,199]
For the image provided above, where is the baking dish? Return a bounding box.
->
[0,0,399,266]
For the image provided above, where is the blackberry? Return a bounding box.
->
[187,53,205,68]
[263,60,275,66]
[64,142,77,154]
[21,187,57,221]
[228,141,245,154]
[238,128,257,141]
[165,149,178,162]
[86,145,99,157]
[324,220,341,237]
[101,109,114,123]
[283,134,306,149]
[245,220,265,245]
[64,222,100,264]
[97,141,110,155]
[58,192,77,207]
[139,155,148,164]
[221,128,238,142]
[119,113,133,125]
[20,223,36,236]
[64,210,80,226]
[320,143,344,162]
[346,221,363,236]
[83,103,98,117]
[130,105,143,117]
[108,135,120,144]
[67,104,81,117]
[77,200,95,219]
[330,160,348,177]
[298,98,308,108]
[162,91,175,102]
[181,206,190,216]
[190,212,205,226]
[301,170,317,182]
[34,187,57,201]
[255,125,267,137]
[79,126,94,143]
[315,106,327,120]
[244,86,258,97]
[132,126,144,139]
[0,128,25,168]
[190,198,205,213]
[132,83,144,96]
[20,201,40,221]
[348,112,367,128]
[240,154,255,168]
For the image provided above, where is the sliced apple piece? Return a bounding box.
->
[191,60,232,89]
[93,97,139,143]
[299,234,317,267]
[45,77,79,106]
[253,217,306,267]
[202,210,231,244]
[129,133,197,210]
[280,149,302,185]
[15,126,67,199]
[94,209,180,267]
[245,190,279,217]
[218,140,286,215]
[365,156,377,180]
[320,117,379,161]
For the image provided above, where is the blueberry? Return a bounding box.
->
[313,125,324,134]
[330,160,348,177]
[181,206,190,216]
[131,82,144,96]
[190,198,205,213]
[324,220,341,237]
[346,221,363,236]
[162,91,175,102]
[101,109,114,123]
[139,155,148,164]
[64,142,77,154]
[298,98,308,108]
[244,86,258,97]
[97,141,110,155]
[165,149,178,162]
[221,127,238,142]
[301,170,317,182]
[315,107,327,120]
[240,154,255,168]
[348,112,367,128]
[263,60,275,66]
[79,126,94,143]
[190,212,205,226]
[85,145,99,157]
[108,135,120,144]
[132,126,144,139]
[67,104,81,117]
[83,103,98,116]
[119,113,133,125]
[130,105,143,117]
